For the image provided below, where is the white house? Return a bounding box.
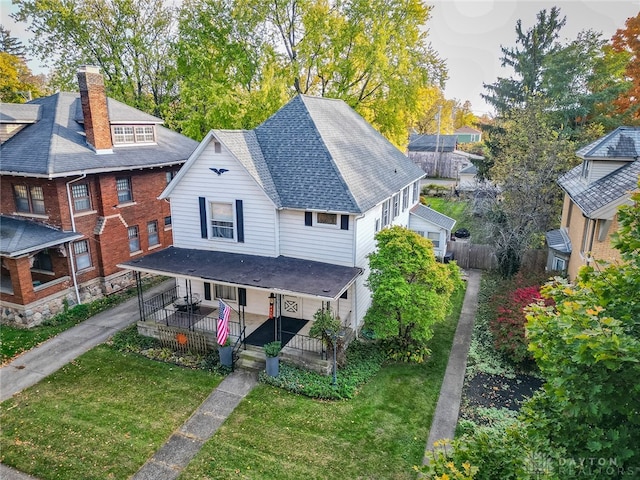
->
[408,204,456,260]
[120,95,426,362]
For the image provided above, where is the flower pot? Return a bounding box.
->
[266,355,279,377]
[218,345,233,367]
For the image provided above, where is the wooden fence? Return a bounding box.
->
[446,241,547,272]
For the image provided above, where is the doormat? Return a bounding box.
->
[245,316,308,347]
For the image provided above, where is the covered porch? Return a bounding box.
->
[119,246,362,368]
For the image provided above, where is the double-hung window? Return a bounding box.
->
[128,225,140,252]
[210,202,234,239]
[402,186,410,211]
[427,232,440,248]
[147,221,159,246]
[116,177,133,203]
[382,199,391,227]
[71,184,91,211]
[392,193,400,218]
[14,185,45,214]
[73,240,91,270]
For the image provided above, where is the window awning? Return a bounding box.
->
[119,246,362,301]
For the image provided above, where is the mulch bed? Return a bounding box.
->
[462,371,543,411]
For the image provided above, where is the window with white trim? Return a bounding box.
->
[382,199,391,227]
[73,240,91,270]
[14,185,45,214]
[71,184,91,211]
[112,125,155,144]
[317,212,337,225]
[402,186,410,211]
[392,193,400,218]
[147,221,159,246]
[215,284,237,301]
[128,225,140,252]
[427,232,440,248]
[116,177,133,203]
[412,181,419,203]
[552,257,566,271]
[210,202,234,239]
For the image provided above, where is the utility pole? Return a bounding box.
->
[434,105,442,177]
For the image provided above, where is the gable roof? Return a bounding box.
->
[559,159,640,217]
[575,126,640,160]
[0,104,42,124]
[1,215,83,257]
[164,95,425,213]
[454,126,481,135]
[0,93,198,178]
[545,228,572,254]
[410,204,456,231]
[408,134,458,152]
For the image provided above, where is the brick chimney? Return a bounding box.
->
[77,65,113,153]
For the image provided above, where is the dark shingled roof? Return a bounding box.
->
[0,103,41,123]
[0,92,198,177]
[408,134,458,152]
[410,204,456,231]
[120,246,362,300]
[559,159,640,216]
[546,229,572,254]
[1,215,83,257]
[576,126,640,160]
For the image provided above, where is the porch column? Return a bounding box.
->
[6,256,35,305]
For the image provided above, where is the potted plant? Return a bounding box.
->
[218,338,233,367]
[263,340,281,377]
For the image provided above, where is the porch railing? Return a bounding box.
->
[282,330,326,359]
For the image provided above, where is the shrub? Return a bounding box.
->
[259,340,385,399]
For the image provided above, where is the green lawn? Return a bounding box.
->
[422,196,490,243]
[0,346,222,480]
[179,286,466,479]
[0,285,465,480]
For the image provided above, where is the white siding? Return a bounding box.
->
[409,215,449,258]
[588,160,628,183]
[279,210,354,266]
[169,142,277,256]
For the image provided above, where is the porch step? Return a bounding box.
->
[236,347,266,371]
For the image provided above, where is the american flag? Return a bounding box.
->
[217,299,231,345]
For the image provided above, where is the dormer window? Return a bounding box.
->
[112,125,155,145]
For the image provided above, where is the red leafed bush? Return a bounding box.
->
[489,283,545,364]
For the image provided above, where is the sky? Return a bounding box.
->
[2,0,639,116]
[428,1,640,116]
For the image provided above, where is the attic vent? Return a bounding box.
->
[214,141,222,153]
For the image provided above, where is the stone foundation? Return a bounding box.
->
[1,270,140,328]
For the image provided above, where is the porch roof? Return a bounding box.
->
[119,246,363,300]
[1,215,83,257]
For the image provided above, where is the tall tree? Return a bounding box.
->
[484,98,577,277]
[0,52,44,102]
[12,0,178,115]
[173,0,446,144]
[412,86,456,135]
[482,7,566,114]
[611,12,640,123]
[364,226,461,362]
[452,100,478,129]
[0,25,27,58]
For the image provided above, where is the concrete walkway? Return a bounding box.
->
[0,280,259,480]
[423,269,481,462]
[132,369,258,480]
[0,280,173,402]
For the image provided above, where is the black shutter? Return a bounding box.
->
[238,288,247,306]
[305,211,312,226]
[341,215,349,230]
[236,200,244,242]
[199,197,207,238]
[204,283,212,301]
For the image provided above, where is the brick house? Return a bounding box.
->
[0,66,198,326]
[546,127,640,279]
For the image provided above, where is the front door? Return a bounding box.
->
[281,295,302,319]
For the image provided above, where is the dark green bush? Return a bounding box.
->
[259,341,385,400]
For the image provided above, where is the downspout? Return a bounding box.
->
[65,173,87,305]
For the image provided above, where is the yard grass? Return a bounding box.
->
[179,285,466,480]
[0,345,222,480]
[1,276,167,364]
[422,196,489,243]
